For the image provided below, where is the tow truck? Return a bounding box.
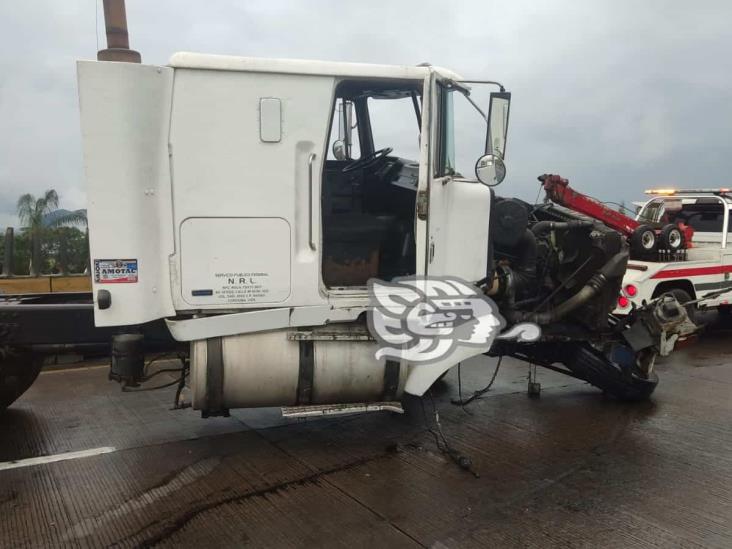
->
[614,188,732,320]
[540,174,694,258]
[536,174,731,322]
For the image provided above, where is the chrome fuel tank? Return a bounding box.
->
[190,324,406,413]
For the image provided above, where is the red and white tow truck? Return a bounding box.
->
[539,175,731,322]
[615,188,732,319]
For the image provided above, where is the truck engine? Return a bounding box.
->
[484,195,687,400]
[490,197,625,332]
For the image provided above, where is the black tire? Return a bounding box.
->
[659,224,684,251]
[0,351,43,411]
[563,343,658,401]
[630,224,657,257]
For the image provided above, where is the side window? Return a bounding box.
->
[436,86,490,178]
[368,97,420,161]
[672,202,725,232]
[327,98,361,160]
[685,211,724,232]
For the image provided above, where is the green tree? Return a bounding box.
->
[16,190,87,276]
[44,227,88,274]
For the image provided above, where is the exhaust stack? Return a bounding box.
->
[97,0,141,63]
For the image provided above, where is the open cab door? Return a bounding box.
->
[408,77,511,394]
[417,78,511,282]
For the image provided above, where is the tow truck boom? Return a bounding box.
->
[540,174,639,234]
[539,173,694,258]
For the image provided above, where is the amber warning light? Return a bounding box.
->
[645,188,731,195]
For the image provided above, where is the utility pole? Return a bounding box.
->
[2,228,14,277]
[97,0,141,63]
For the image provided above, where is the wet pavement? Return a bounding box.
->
[1,328,732,548]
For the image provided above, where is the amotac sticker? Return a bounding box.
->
[94,259,138,284]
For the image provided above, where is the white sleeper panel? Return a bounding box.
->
[181,217,291,306]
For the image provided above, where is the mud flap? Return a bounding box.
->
[404,344,492,396]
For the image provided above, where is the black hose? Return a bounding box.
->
[531,219,594,236]
[500,229,538,300]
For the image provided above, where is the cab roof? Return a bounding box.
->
[169,52,464,82]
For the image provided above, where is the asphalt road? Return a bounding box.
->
[1,327,732,548]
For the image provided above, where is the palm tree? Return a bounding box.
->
[16,190,87,276]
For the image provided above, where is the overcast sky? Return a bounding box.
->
[1,0,731,228]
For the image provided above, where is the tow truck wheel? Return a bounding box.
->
[630,224,657,257]
[0,350,43,411]
[564,343,658,401]
[660,224,685,251]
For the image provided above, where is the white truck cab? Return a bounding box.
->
[615,190,732,315]
[78,52,685,415]
[79,54,503,327]
[78,53,515,413]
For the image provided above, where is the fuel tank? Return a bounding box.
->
[190,324,406,413]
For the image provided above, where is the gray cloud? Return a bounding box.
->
[1,0,731,227]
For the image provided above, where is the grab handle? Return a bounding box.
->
[308,153,317,251]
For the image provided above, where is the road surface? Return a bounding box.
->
[1,329,732,547]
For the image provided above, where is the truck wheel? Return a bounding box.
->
[630,225,657,257]
[659,224,684,251]
[563,343,658,401]
[0,351,43,411]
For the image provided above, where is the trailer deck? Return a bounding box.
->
[2,331,732,548]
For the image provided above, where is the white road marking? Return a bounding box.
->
[0,446,117,472]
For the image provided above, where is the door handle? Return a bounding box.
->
[308,153,317,251]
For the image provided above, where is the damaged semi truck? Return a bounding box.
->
[75,52,688,417]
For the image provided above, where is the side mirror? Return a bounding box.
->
[486,92,511,159]
[475,154,506,186]
[332,140,347,161]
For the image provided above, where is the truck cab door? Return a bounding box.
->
[416,79,495,283]
[406,78,507,395]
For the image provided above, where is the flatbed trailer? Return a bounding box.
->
[0,291,177,409]
[0,274,91,295]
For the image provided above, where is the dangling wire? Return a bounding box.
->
[173,358,191,410]
[455,362,472,415]
[420,391,479,478]
[451,356,502,407]
[122,376,183,393]
[122,353,189,396]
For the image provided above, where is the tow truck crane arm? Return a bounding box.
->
[539,174,693,258]
[539,174,640,234]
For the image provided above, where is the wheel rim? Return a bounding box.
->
[668,229,682,249]
[641,231,655,250]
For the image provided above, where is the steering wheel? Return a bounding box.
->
[342,147,393,173]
